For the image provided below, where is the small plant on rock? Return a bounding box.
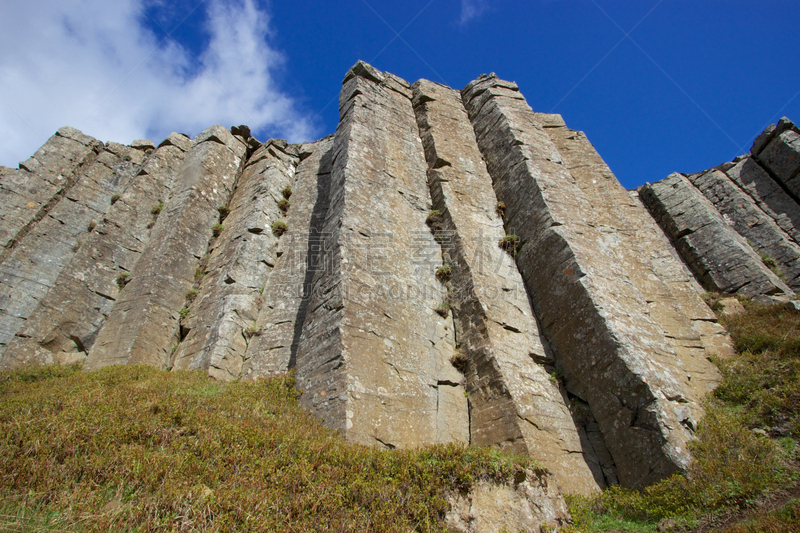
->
[435,301,450,317]
[116,272,130,289]
[185,288,199,303]
[217,205,231,221]
[281,186,292,199]
[212,223,224,237]
[426,210,443,226]
[272,221,288,237]
[450,349,469,374]
[495,201,506,217]
[150,202,164,216]
[498,234,520,255]
[435,265,453,282]
[110,194,121,205]
[277,198,291,213]
[88,220,97,231]
[179,306,190,320]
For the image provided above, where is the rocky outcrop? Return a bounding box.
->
[83,126,246,370]
[0,133,190,368]
[412,79,601,494]
[0,62,747,500]
[641,118,800,301]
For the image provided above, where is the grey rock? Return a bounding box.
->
[172,138,300,380]
[463,73,719,489]
[84,125,246,370]
[687,169,800,290]
[412,79,600,495]
[640,173,794,299]
[751,124,776,156]
[758,128,800,197]
[131,139,155,151]
[785,300,800,312]
[242,136,335,379]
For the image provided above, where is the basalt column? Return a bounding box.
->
[172,139,300,380]
[0,133,191,369]
[537,114,726,398]
[0,137,146,357]
[411,79,602,494]
[294,62,466,448]
[84,126,246,370]
[463,74,711,489]
[242,136,335,379]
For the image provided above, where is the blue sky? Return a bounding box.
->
[1,1,799,189]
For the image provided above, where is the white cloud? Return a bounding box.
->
[0,0,318,166]
[459,0,489,25]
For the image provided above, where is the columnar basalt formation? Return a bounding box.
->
[1,61,751,497]
[641,117,800,301]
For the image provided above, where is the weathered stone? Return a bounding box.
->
[231,125,251,139]
[718,298,746,317]
[172,139,300,380]
[751,124,776,156]
[757,126,800,198]
[242,136,335,379]
[131,139,155,151]
[0,138,144,359]
[725,156,800,245]
[0,127,102,252]
[640,173,794,299]
[84,125,246,370]
[294,62,463,449]
[687,169,800,290]
[463,73,716,489]
[412,79,601,494]
[445,469,570,533]
[0,135,189,369]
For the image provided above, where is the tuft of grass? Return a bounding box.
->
[115,272,129,289]
[150,202,164,216]
[495,201,505,218]
[271,221,288,237]
[87,220,96,231]
[435,302,450,317]
[179,306,190,320]
[426,210,443,226]
[110,194,121,205]
[0,365,542,532]
[217,205,231,221]
[450,349,468,374]
[277,198,291,213]
[498,234,520,255]
[212,223,224,237]
[281,186,292,199]
[185,288,199,303]
[435,265,452,283]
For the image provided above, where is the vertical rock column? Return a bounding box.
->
[463,74,709,489]
[172,139,300,380]
[411,79,601,494]
[295,62,465,449]
[242,136,335,378]
[0,134,192,369]
[0,138,146,357]
[753,118,800,199]
[639,173,793,299]
[537,114,725,397]
[0,126,102,251]
[85,126,246,370]
[687,169,800,290]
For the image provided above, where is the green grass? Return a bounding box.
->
[565,297,800,532]
[0,364,541,532]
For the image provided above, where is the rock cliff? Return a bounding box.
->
[9,61,790,502]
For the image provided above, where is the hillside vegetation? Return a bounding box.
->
[1,296,798,532]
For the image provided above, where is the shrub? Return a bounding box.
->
[277,198,291,213]
[498,234,520,255]
[212,223,224,237]
[110,194,121,205]
[116,272,129,289]
[150,202,164,216]
[435,265,452,282]
[281,186,292,199]
[271,221,288,237]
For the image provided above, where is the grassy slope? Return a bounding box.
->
[0,366,539,532]
[565,297,800,532]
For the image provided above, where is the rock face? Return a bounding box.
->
[640,117,800,301]
[2,61,755,501]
